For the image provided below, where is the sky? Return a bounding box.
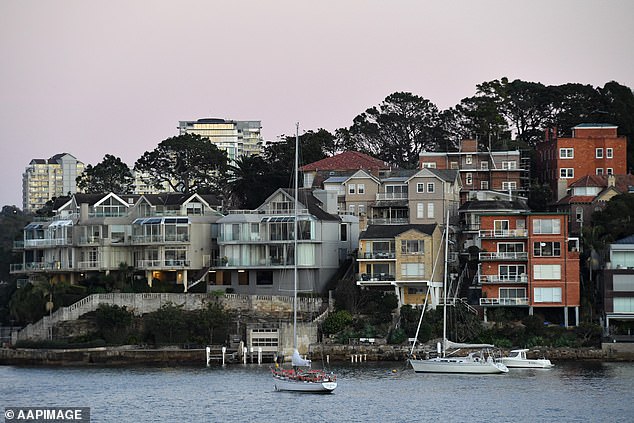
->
[1,0,633,208]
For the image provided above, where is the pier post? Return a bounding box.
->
[222,346,226,366]
[258,347,262,364]
[326,355,330,364]
[206,346,211,366]
[243,347,247,364]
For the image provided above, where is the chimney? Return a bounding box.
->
[607,174,616,187]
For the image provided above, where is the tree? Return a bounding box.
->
[590,194,634,243]
[143,302,188,344]
[224,155,279,210]
[95,304,134,343]
[134,134,228,194]
[195,302,229,344]
[341,92,443,168]
[76,154,134,194]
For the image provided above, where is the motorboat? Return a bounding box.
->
[500,349,553,368]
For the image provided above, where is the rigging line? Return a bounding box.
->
[409,224,447,355]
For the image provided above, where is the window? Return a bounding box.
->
[401,263,424,277]
[502,161,517,170]
[497,243,524,253]
[481,162,489,170]
[465,155,473,165]
[534,287,562,303]
[533,219,561,234]
[417,183,425,193]
[596,168,604,175]
[401,240,425,254]
[450,162,459,169]
[607,168,614,175]
[340,223,347,241]
[596,148,603,159]
[499,265,526,281]
[613,275,634,291]
[533,241,561,257]
[614,298,634,313]
[576,207,583,222]
[348,184,356,194]
[494,220,509,235]
[502,181,517,190]
[358,184,365,194]
[607,148,613,159]
[422,162,437,168]
[427,183,435,193]
[481,181,489,190]
[348,205,356,215]
[500,287,526,299]
[533,265,561,280]
[560,168,574,179]
[256,270,273,285]
[427,203,435,219]
[559,148,574,159]
[465,173,473,185]
[417,203,424,219]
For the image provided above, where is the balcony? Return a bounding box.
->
[358,252,396,260]
[10,261,70,273]
[479,297,529,306]
[479,275,528,284]
[131,234,190,244]
[367,218,409,225]
[376,192,408,201]
[359,273,396,282]
[479,252,528,261]
[16,238,71,249]
[137,259,191,269]
[478,229,527,238]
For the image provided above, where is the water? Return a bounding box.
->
[1,361,633,422]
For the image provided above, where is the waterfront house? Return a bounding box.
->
[602,235,634,336]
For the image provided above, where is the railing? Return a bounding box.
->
[367,218,409,225]
[17,238,71,248]
[479,275,528,284]
[479,297,529,306]
[376,192,408,200]
[213,257,297,267]
[478,229,528,238]
[77,261,101,270]
[479,252,528,260]
[226,208,309,215]
[359,252,396,259]
[359,273,396,282]
[131,234,190,244]
[137,259,191,269]
[78,236,103,245]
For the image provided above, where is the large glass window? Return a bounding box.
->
[533,219,561,234]
[500,287,526,299]
[534,287,562,302]
[533,265,561,280]
[533,241,561,257]
[499,265,526,280]
[401,263,424,277]
[401,240,424,254]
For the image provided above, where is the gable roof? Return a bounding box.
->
[360,224,437,239]
[279,188,341,221]
[300,151,390,172]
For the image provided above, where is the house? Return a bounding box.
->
[213,188,359,295]
[419,139,528,203]
[356,224,444,307]
[602,235,634,336]
[11,192,222,291]
[477,212,580,326]
[301,151,391,189]
[555,174,634,236]
[536,124,628,201]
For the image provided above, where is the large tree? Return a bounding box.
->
[134,134,228,194]
[76,154,134,194]
[224,155,284,210]
[340,92,443,168]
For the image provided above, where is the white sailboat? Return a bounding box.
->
[271,124,338,393]
[409,213,508,375]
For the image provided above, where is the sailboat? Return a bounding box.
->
[409,213,509,374]
[271,124,338,393]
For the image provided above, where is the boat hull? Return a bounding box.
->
[409,357,509,374]
[274,378,337,393]
[500,358,553,369]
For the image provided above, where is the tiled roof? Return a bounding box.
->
[300,151,390,172]
[555,195,595,205]
[569,174,634,194]
[360,224,437,239]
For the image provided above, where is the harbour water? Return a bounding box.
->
[1,361,633,422]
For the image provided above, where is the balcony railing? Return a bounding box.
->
[358,252,396,260]
[10,262,69,272]
[137,259,191,269]
[131,234,190,244]
[478,229,528,238]
[479,252,528,261]
[78,261,101,270]
[479,275,528,284]
[479,297,529,306]
[16,238,71,248]
[376,192,408,201]
[213,257,298,267]
[367,218,409,225]
[359,273,396,282]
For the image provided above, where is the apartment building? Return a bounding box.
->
[178,118,263,162]
[11,192,222,291]
[602,235,634,335]
[214,188,359,295]
[419,139,528,203]
[356,224,444,307]
[22,153,85,213]
[477,212,580,326]
[536,124,628,201]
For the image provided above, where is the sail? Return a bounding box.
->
[291,349,311,367]
[445,340,495,349]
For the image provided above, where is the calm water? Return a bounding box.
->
[1,361,633,422]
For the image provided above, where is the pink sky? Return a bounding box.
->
[1,0,633,208]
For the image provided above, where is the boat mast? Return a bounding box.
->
[293,122,299,350]
[442,210,449,357]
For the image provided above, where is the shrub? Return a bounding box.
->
[322,310,353,335]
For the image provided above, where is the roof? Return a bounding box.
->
[569,174,634,194]
[281,188,340,221]
[143,193,220,207]
[300,151,390,172]
[555,195,595,205]
[614,235,634,245]
[573,123,618,129]
[360,224,437,239]
[458,199,529,212]
[428,168,459,182]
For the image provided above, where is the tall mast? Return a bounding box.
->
[293,122,299,350]
[442,209,449,357]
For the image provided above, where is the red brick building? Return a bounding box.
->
[478,212,580,326]
[536,124,628,201]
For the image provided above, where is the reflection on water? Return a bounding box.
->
[1,361,633,422]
